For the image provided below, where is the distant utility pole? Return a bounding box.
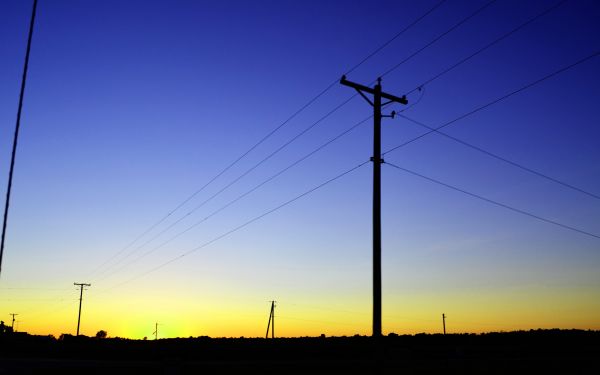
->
[153,322,161,340]
[442,313,446,335]
[9,313,18,331]
[265,301,275,339]
[340,76,408,338]
[0,0,38,276]
[74,282,91,336]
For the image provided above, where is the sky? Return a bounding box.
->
[0,0,599,339]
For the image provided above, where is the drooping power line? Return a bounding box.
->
[402,0,569,96]
[88,0,449,278]
[384,161,600,240]
[97,161,369,293]
[383,50,600,156]
[94,116,372,282]
[92,0,506,288]
[379,0,499,79]
[398,113,600,200]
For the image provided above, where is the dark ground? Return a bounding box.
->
[0,329,598,374]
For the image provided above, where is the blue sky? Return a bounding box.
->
[0,0,599,337]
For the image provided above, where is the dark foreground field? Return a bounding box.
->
[1,329,598,374]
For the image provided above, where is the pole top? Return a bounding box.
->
[377,77,382,85]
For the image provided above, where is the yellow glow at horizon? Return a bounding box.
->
[3,283,599,338]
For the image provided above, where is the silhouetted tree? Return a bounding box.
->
[95,330,107,339]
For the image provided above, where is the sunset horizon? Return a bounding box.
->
[2,0,599,348]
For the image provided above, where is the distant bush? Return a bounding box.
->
[95,330,108,339]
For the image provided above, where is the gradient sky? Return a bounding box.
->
[1,0,599,339]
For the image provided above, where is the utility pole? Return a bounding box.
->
[74,282,91,336]
[442,313,446,335]
[9,313,18,331]
[0,0,38,276]
[153,322,161,340]
[265,301,275,339]
[340,76,407,337]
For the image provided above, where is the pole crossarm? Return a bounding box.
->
[340,75,408,105]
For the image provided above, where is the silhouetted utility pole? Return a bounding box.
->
[265,301,275,339]
[74,282,90,335]
[153,322,161,340]
[340,76,407,337]
[442,313,446,335]
[9,313,18,331]
[0,0,38,276]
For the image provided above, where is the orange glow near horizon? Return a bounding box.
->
[1,0,599,344]
[4,283,599,339]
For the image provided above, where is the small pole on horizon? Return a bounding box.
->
[9,313,18,331]
[442,313,446,335]
[153,322,161,340]
[265,301,276,339]
[74,282,91,336]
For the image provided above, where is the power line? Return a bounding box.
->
[386,0,546,110]
[287,302,439,323]
[383,50,600,155]
[94,116,372,281]
[91,0,492,280]
[97,161,369,293]
[384,161,600,240]
[2,297,73,302]
[0,287,71,291]
[398,113,600,200]
[392,85,426,113]
[1,0,38,276]
[95,0,481,277]
[344,0,448,76]
[88,2,446,278]
[18,297,79,320]
[94,0,560,279]
[91,0,500,286]
[92,97,362,280]
[276,315,365,328]
[88,92,356,279]
[403,0,569,96]
[379,0,499,79]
